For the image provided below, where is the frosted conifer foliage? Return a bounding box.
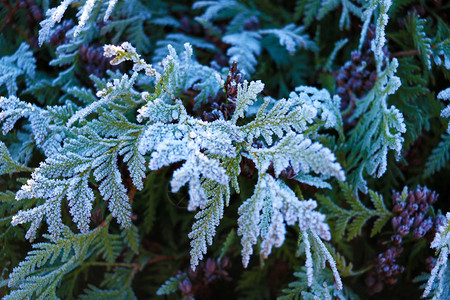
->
[108,44,346,282]
[38,0,121,46]
[0,43,36,96]
[5,42,346,292]
[3,0,450,297]
[346,0,406,192]
[423,213,450,298]
[0,95,77,157]
[438,88,450,134]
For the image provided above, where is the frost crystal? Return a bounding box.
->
[223,31,262,75]
[139,117,241,211]
[38,0,123,45]
[346,0,406,192]
[104,0,118,21]
[5,42,346,278]
[423,213,450,298]
[438,87,450,133]
[74,0,97,37]
[231,80,265,123]
[293,86,343,131]
[0,43,36,96]
[38,0,73,46]
[259,24,317,55]
[237,175,341,289]
[103,42,159,79]
[372,0,392,63]
[258,176,331,260]
[242,96,317,145]
[0,96,73,157]
[248,133,345,180]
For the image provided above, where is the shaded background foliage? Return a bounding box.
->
[0,0,449,299]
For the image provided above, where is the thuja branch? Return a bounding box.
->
[391,44,437,58]
[83,255,177,270]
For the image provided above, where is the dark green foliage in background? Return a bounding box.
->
[0,0,449,299]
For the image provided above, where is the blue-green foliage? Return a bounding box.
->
[5,219,138,300]
[0,43,36,96]
[425,88,450,176]
[1,0,450,299]
[406,13,433,70]
[1,38,345,297]
[346,0,406,192]
[317,182,392,240]
[280,267,358,300]
[296,0,362,29]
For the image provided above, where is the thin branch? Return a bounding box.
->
[391,44,436,59]
[83,255,177,273]
[390,49,420,58]
[0,1,19,32]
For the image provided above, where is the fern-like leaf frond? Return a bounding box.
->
[259,24,317,55]
[317,182,391,240]
[0,43,36,96]
[188,180,229,268]
[0,141,32,175]
[6,226,100,299]
[423,213,450,298]
[247,132,345,180]
[241,96,317,145]
[406,13,433,70]
[223,31,262,75]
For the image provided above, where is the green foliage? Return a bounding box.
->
[318,0,362,30]
[0,191,33,281]
[188,180,229,267]
[80,268,137,300]
[317,182,391,241]
[347,56,405,192]
[296,0,361,29]
[156,273,185,296]
[0,141,32,174]
[389,57,434,150]
[425,88,450,176]
[101,0,152,53]
[279,267,357,300]
[236,264,271,299]
[405,13,433,70]
[0,43,36,96]
[6,224,101,299]
[425,134,450,176]
[1,0,449,299]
